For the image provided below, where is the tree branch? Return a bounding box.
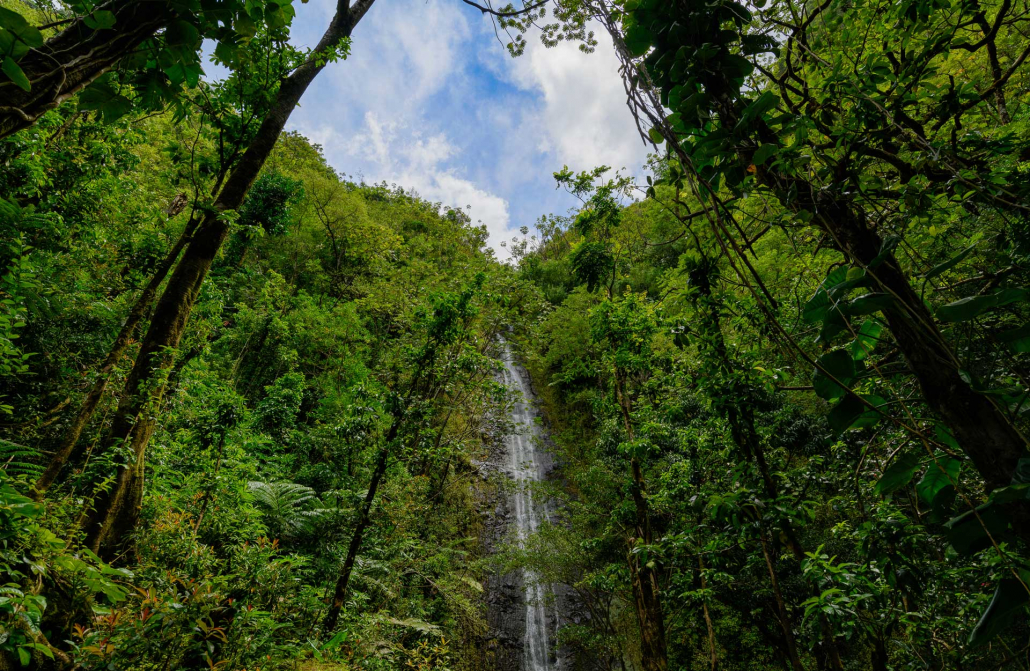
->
[459,0,548,18]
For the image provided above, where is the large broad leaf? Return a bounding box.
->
[968,574,1030,647]
[0,6,44,48]
[937,287,1029,322]
[827,393,884,434]
[753,143,778,166]
[736,91,778,133]
[79,80,132,122]
[944,503,1008,555]
[875,452,921,496]
[916,455,961,508]
[846,293,896,316]
[624,23,652,57]
[997,324,1030,353]
[803,267,848,324]
[990,482,1030,504]
[852,319,882,361]
[813,349,856,401]
[722,53,754,80]
[83,9,117,29]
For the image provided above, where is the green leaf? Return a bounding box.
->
[17,647,30,666]
[916,456,961,506]
[803,267,848,324]
[937,288,1029,322]
[875,452,921,495]
[753,143,778,166]
[944,503,1008,555]
[78,81,132,122]
[2,56,30,91]
[648,127,665,144]
[722,53,754,80]
[827,393,884,434]
[827,394,864,434]
[989,482,1030,505]
[813,349,856,401]
[83,9,116,29]
[968,575,1030,647]
[624,24,652,57]
[0,6,44,47]
[846,293,896,316]
[851,319,881,361]
[934,423,960,451]
[165,19,200,47]
[997,324,1030,353]
[740,91,778,126]
[668,85,687,109]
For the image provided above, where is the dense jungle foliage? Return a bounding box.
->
[1,0,1029,668]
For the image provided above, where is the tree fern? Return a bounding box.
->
[247,481,330,541]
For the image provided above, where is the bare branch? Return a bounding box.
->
[459,0,548,18]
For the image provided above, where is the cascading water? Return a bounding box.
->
[499,342,555,671]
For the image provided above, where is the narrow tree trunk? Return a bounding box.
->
[615,372,668,671]
[80,0,376,558]
[759,530,806,671]
[800,191,1029,491]
[699,557,718,671]
[33,214,198,498]
[751,119,1030,497]
[0,0,172,139]
[323,423,396,631]
[695,283,844,669]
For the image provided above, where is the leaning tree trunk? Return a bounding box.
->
[323,437,393,632]
[611,10,1030,499]
[81,0,377,558]
[710,69,1030,495]
[0,0,173,139]
[33,201,196,498]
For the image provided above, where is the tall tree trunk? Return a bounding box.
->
[809,195,1029,491]
[627,21,1030,503]
[615,372,668,671]
[742,101,1027,498]
[693,281,845,670]
[0,0,172,139]
[80,0,377,558]
[699,557,718,671]
[33,211,198,498]
[759,529,806,671]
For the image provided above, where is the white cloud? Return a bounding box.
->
[499,29,648,176]
[328,111,513,257]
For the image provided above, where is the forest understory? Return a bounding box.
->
[1,0,1030,668]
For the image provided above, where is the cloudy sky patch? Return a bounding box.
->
[284,0,649,259]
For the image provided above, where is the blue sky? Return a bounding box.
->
[277,0,650,259]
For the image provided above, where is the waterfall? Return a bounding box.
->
[500,342,554,671]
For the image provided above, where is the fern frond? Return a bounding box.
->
[247,480,330,540]
[0,439,43,479]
